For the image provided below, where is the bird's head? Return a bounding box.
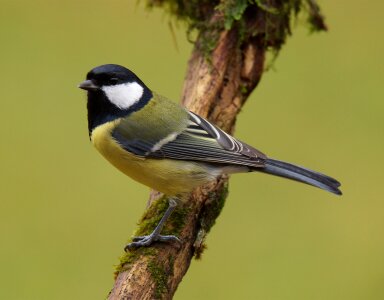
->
[79,64,152,134]
[79,64,151,110]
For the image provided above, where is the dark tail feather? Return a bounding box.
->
[257,158,342,195]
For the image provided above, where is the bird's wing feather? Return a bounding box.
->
[186,112,266,159]
[113,108,266,167]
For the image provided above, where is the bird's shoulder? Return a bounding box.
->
[111,92,190,156]
[115,92,189,139]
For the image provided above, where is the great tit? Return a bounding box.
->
[79,64,341,249]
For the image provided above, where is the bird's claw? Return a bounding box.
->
[125,234,181,251]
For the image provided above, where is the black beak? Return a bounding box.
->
[78,80,99,91]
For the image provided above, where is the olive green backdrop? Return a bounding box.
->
[1,1,383,299]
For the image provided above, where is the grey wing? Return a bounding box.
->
[146,111,267,167]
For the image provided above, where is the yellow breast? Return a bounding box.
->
[90,121,216,197]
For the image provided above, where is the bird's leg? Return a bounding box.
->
[124,198,181,251]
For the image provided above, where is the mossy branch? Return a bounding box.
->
[108,1,326,299]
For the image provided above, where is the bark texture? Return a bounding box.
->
[108,27,265,300]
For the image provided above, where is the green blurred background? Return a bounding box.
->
[1,1,383,299]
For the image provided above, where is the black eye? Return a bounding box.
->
[110,77,119,84]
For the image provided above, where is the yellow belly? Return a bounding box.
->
[91,121,217,197]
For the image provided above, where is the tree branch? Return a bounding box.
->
[108,1,326,299]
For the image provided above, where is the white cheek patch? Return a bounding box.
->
[102,82,144,110]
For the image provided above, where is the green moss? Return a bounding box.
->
[148,254,175,298]
[194,182,229,258]
[134,196,169,237]
[201,182,228,233]
[143,0,327,58]
[115,247,157,277]
[167,204,189,235]
[132,196,189,237]
[217,0,249,30]
[240,84,248,95]
[114,196,188,277]
[148,260,168,299]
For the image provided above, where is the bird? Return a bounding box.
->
[78,64,342,249]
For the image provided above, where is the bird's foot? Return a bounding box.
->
[125,233,181,251]
[124,198,181,251]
